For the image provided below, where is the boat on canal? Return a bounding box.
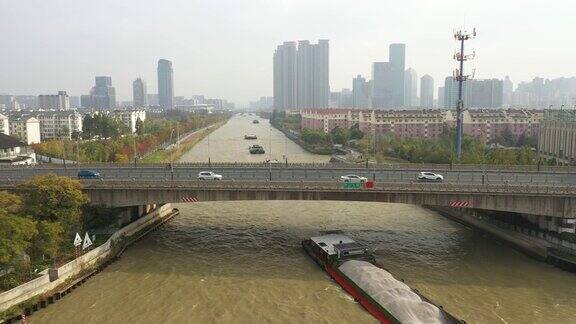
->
[302,231,464,324]
[249,144,265,154]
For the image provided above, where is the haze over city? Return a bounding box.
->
[1,0,575,105]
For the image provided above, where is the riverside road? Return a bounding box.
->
[1,164,575,185]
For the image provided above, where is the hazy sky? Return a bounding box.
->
[1,0,574,106]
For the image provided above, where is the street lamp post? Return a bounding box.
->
[133,136,137,168]
[207,133,211,166]
[169,129,175,180]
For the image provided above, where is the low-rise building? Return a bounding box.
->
[38,91,70,110]
[8,117,41,144]
[0,113,9,135]
[463,109,542,143]
[0,133,36,165]
[33,111,83,140]
[110,110,146,133]
[538,110,576,163]
[300,108,542,142]
[301,108,448,139]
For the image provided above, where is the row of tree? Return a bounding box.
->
[0,175,88,290]
[300,125,364,147]
[356,130,540,165]
[33,113,229,163]
[82,114,130,139]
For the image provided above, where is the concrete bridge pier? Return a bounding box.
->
[118,204,158,226]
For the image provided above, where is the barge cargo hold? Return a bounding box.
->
[302,231,464,324]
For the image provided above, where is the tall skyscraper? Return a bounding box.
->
[502,76,513,106]
[371,43,406,109]
[274,40,329,110]
[389,43,406,107]
[312,39,330,108]
[404,68,418,107]
[81,76,116,109]
[352,75,371,108]
[371,62,393,108]
[38,91,70,110]
[133,78,148,107]
[273,42,297,110]
[437,86,445,108]
[444,76,468,109]
[296,40,313,108]
[420,75,434,108]
[157,59,174,109]
[468,79,503,108]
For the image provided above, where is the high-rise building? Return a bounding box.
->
[502,76,513,106]
[312,39,330,108]
[133,78,148,107]
[437,87,445,108]
[81,77,116,109]
[296,40,313,109]
[273,42,297,110]
[147,94,159,106]
[389,43,406,107]
[69,96,80,108]
[444,76,469,109]
[404,68,418,107]
[157,59,174,109]
[468,79,503,108]
[371,43,406,109]
[274,40,329,110]
[352,75,371,108]
[38,91,70,110]
[420,75,434,108]
[371,62,393,108]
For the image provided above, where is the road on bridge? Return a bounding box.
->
[0,164,574,185]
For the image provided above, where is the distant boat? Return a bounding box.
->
[244,134,257,140]
[249,145,265,154]
[252,119,260,124]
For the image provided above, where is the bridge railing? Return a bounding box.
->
[66,179,576,196]
[0,161,574,173]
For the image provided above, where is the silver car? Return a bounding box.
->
[417,172,444,182]
[197,171,223,180]
[340,174,368,183]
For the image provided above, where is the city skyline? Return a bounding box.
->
[0,0,575,106]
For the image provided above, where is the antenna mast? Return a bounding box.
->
[453,28,476,160]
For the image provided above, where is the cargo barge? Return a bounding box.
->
[302,231,464,324]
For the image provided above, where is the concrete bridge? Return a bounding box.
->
[66,180,576,218]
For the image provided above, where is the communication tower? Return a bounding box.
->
[453,28,476,160]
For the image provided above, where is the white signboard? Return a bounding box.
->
[82,232,93,250]
[73,233,82,247]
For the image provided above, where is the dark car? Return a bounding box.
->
[77,170,101,179]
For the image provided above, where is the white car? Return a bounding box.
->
[417,172,444,182]
[197,171,223,180]
[340,174,368,183]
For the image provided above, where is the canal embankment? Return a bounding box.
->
[432,206,576,272]
[0,204,178,323]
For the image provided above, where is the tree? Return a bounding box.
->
[0,213,37,270]
[349,124,364,140]
[517,146,536,165]
[30,221,64,260]
[330,127,348,145]
[135,118,145,135]
[0,192,37,270]
[490,149,518,165]
[19,174,88,236]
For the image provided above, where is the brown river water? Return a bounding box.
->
[33,116,576,324]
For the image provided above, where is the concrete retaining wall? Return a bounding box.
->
[433,207,551,260]
[0,204,173,312]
